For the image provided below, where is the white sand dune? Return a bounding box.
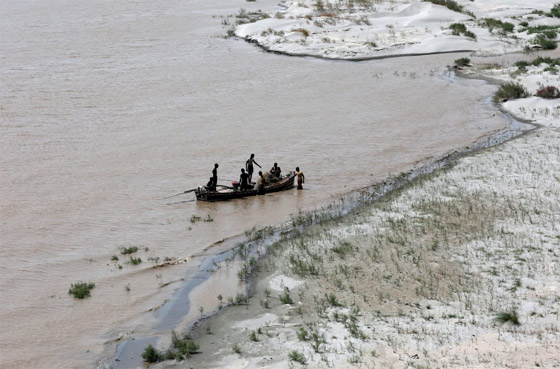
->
[233,0,558,59]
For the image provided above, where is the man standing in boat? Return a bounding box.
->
[246,153,261,183]
[296,167,305,190]
[239,168,250,190]
[209,163,218,191]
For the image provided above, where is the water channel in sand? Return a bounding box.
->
[1,0,509,367]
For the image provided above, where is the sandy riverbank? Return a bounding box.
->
[149,57,560,368]
[137,1,560,368]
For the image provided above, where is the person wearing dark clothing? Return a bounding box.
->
[206,177,216,191]
[271,163,281,178]
[239,168,250,190]
[245,154,261,183]
[212,163,219,185]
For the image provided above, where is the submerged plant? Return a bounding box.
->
[68,282,95,299]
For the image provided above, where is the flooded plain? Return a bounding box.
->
[0,0,508,367]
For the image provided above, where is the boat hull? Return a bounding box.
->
[195,173,296,202]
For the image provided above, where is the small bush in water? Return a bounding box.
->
[68,282,95,299]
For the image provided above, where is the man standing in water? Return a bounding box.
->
[296,167,305,190]
[246,154,261,183]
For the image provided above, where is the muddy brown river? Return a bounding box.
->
[0,0,509,367]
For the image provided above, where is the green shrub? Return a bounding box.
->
[142,344,163,363]
[496,310,520,325]
[454,57,471,67]
[493,82,529,103]
[449,23,467,34]
[68,282,95,299]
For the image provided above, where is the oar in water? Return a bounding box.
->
[162,188,197,199]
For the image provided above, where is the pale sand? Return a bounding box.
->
[148,1,560,368]
[153,62,560,369]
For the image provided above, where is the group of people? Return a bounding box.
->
[206,154,305,192]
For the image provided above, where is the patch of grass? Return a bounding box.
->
[167,330,199,359]
[232,343,241,354]
[331,240,354,258]
[68,281,95,299]
[289,254,319,277]
[111,255,119,261]
[481,18,514,34]
[533,34,558,50]
[297,327,309,341]
[548,3,560,18]
[496,310,520,325]
[120,246,138,255]
[279,288,294,304]
[493,82,529,103]
[325,293,343,307]
[288,350,307,365]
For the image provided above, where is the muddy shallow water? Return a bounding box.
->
[0,0,509,367]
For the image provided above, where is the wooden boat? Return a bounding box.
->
[195,172,296,202]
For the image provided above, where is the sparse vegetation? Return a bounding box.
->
[533,34,558,49]
[288,350,307,364]
[68,282,95,299]
[142,344,163,363]
[454,57,471,67]
[536,86,560,99]
[493,81,529,103]
[120,246,138,255]
[496,310,520,325]
[481,18,514,33]
[128,256,142,265]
